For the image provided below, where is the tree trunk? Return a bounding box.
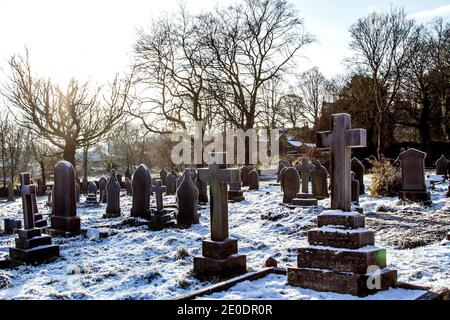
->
[83,144,89,182]
[40,160,47,186]
[419,92,431,154]
[63,139,77,166]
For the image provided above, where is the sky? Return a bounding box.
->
[0,0,449,87]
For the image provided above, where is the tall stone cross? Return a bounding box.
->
[317,114,366,212]
[297,157,315,194]
[20,173,36,230]
[153,180,166,211]
[198,152,240,242]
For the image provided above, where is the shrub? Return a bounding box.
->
[368,155,402,197]
[175,247,189,260]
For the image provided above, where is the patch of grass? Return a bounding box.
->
[368,156,402,197]
[176,247,189,260]
[177,277,191,289]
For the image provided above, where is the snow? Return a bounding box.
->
[197,274,428,300]
[0,170,448,300]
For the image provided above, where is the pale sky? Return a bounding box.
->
[0,0,449,87]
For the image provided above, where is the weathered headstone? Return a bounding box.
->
[398,148,431,203]
[4,219,21,235]
[130,164,152,219]
[248,169,259,191]
[351,172,360,205]
[292,158,317,206]
[311,160,329,200]
[351,158,365,195]
[228,182,245,202]
[287,113,397,297]
[98,177,108,203]
[165,173,176,196]
[150,180,175,230]
[436,155,449,179]
[85,181,98,205]
[7,181,15,202]
[48,161,81,237]
[277,163,286,182]
[9,172,59,264]
[160,168,168,186]
[282,167,300,204]
[194,152,246,279]
[240,166,251,187]
[105,170,121,218]
[195,175,209,204]
[125,177,133,196]
[176,170,199,229]
[279,166,289,191]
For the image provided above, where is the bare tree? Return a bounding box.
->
[1,51,133,166]
[278,93,304,129]
[348,7,416,157]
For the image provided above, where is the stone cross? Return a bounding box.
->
[297,157,315,194]
[198,152,240,242]
[153,180,165,211]
[317,114,366,212]
[20,173,36,230]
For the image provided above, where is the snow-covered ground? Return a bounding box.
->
[0,171,448,300]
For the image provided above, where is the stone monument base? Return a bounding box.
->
[228,190,245,203]
[399,191,431,203]
[150,209,176,231]
[194,238,246,279]
[85,194,99,205]
[47,216,81,237]
[34,214,48,228]
[9,229,59,265]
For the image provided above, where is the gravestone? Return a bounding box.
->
[48,161,81,237]
[248,170,259,191]
[282,167,300,204]
[351,158,365,195]
[130,164,152,219]
[75,181,81,203]
[29,183,48,229]
[228,182,245,202]
[98,177,108,203]
[176,170,199,229]
[4,219,22,235]
[240,166,251,187]
[398,148,431,203]
[81,177,88,194]
[287,113,397,297]
[277,163,286,183]
[150,180,175,230]
[195,175,209,204]
[311,160,329,200]
[85,181,98,205]
[125,177,133,196]
[165,173,176,195]
[292,158,317,206]
[279,166,289,191]
[351,172,360,205]
[9,172,59,265]
[125,167,132,180]
[160,168,168,185]
[37,179,45,196]
[194,152,246,279]
[7,182,15,202]
[435,155,449,179]
[105,170,121,218]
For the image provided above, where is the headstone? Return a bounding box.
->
[75,181,81,203]
[282,168,300,204]
[105,170,121,218]
[194,152,246,279]
[398,148,431,203]
[279,166,289,191]
[248,169,259,191]
[85,181,98,205]
[125,177,133,196]
[351,172,360,205]
[176,170,199,229]
[160,168,168,185]
[130,164,152,219]
[311,160,329,200]
[195,176,209,204]
[435,155,449,179]
[228,182,245,202]
[125,167,132,180]
[150,180,175,230]
[9,172,59,264]
[30,183,47,229]
[36,179,45,196]
[7,182,15,202]
[351,158,365,195]
[277,163,286,182]
[287,113,397,297]
[4,219,21,235]
[98,177,108,203]
[265,257,278,268]
[292,158,317,206]
[165,173,176,195]
[240,166,251,187]
[48,161,81,237]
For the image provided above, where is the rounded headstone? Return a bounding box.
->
[248,169,259,191]
[130,164,152,218]
[166,173,176,195]
[53,161,77,218]
[176,170,199,228]
[283,167,300,204]
[279,166,289,191]
[311,160,329,200]
[241,166,251,187]
[106,170,121,217]
[98,177,108,203]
